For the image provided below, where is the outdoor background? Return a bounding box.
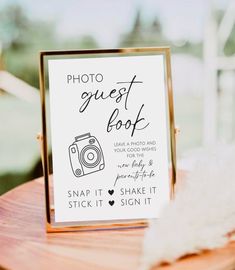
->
[0,0,235,194]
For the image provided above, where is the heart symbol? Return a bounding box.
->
[108,190,114,195]
[109,200,115,206]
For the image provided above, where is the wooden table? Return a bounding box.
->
[0,178,235,270]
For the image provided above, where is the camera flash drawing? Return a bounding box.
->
[69,133,105,178]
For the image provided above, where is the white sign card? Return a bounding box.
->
[44,49,175,224]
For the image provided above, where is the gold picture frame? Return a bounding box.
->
[39,47,177,233]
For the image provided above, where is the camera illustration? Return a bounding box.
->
[69,133,105,178]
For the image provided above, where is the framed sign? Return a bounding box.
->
[39,47,176,232]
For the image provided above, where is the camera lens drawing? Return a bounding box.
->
[68,133,105,178]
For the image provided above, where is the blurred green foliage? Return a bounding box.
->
[0,4,99,88]
[119,10,202,57]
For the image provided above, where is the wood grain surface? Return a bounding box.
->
[0,177,235,270]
